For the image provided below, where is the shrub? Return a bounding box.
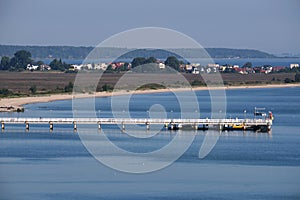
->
[0,88,13,97]
[64,82,74,92]
[191,80,205,86]
[295,73,300,82]
[29,85,37,94]
[284,78,293,83]
[102,84,114,92]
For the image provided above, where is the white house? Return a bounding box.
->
[185,64,193,71]
[207,63,220,68]
[192,67,200,74]
[200,66,205,72]
[70,64,83,71]
[190,63,200,67]
[94,63,108,70]
[79,63,93,70]
[40,64,51,71]
[26,64,39,71]
[290,63,299,69]
[158,63,165,69]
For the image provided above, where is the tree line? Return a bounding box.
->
[131,56,183,71]
[0,50,71,71]
[103,56,183,73]
[0,50,33,71]
[0,49,183,72]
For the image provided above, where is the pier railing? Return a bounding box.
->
[0,117,272,131]
[0,117,271,124]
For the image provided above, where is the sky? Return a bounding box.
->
[0,0,299,54]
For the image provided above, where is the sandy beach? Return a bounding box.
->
[1,83,300,112]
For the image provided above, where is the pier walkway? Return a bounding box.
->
[0,117,273,132]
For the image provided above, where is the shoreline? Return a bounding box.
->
[1,83,300,112]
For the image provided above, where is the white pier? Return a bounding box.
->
[0,117,273,132]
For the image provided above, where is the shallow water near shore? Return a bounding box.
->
[0,87,300,199]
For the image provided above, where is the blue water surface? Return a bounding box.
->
[0,87,300,199]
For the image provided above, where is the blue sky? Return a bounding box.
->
[0,0,299,54]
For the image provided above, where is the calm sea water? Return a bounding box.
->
[0,87,300,199]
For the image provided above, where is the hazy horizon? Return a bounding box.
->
[0,0,299,55]
[0,43,285,54]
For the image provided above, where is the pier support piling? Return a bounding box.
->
[49,122,53,130]
[73,121,77,131]
[219,123,223,131]
[122,122,125,131]
[170,123,174,130]
[146,122,150,130]
[25,121,29,130]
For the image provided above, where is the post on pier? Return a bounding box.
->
[49,121,53,131]
[146,121,150,130]
[1,122,4,130]
[121,122,125,132]
[219,123,223,131]
[97,121,101,130]
[25,121,29,130]
[73,121,77,131]
[194,123,198,130]
[170,123,174,130]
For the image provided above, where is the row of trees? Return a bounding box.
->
[131,56,182,71]
[49,58,70,71]
[0,50,70,71]
[0,50,33,71]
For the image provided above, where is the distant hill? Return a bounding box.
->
[0,45,277,60]
[205,48,277,59]
[118,48,277,59]
[0,45,93,60]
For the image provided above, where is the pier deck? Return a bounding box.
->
[0,117,272,132]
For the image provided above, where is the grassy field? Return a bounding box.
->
[0,71,296,96]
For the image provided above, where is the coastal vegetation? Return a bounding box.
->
[101,84,114,92]
[137,83,166,90]
[295,73,300,82]
[0,88,13,97]
[0,50,33,71]
[0,50,71,71]
[49,58,71,71]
